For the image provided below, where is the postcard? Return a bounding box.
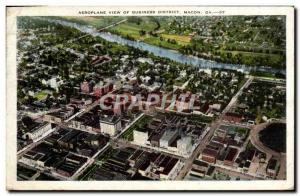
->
[6,6,295,191]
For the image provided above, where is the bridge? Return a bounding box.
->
[97,19,127,32]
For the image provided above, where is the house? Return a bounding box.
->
[209,103,221,111]
[41,76,63,90]
[70,96,93,109]
[91,55,112,65]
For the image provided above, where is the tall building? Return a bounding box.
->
[100,115,121,136]
[177,136,192,156]
[159,129,178,148]
[133,129,148,145]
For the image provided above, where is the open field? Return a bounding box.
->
[143,37,182,50]
[110,19,191,49]
[111,19,158,38]
[52,16,286,69]
[34,91,49,101]
[161,34,191,45]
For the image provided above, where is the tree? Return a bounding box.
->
[139,30,146,36]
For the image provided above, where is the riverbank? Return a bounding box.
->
[51,16,286,72]
[36,17,286,75]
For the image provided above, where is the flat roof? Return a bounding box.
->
[160,129,178,142]
[225,148,238,162]
[100,115,121,124]
[202,148,218,157]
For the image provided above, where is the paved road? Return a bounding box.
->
[249,119,287,180]
[175,76,254,180]
[222,76,253,115]
[114,138,184,160]
[71,143,110,180]
[114,113,144,139]
[18,98,102,158]
[250,120,285,159]
[277,154,287,180]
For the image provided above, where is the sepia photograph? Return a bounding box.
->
[6,6,295,191]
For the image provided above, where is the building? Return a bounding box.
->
[267,159,280,178]
[57,129,81,150]
[150,133,162,147]
[91,55,112,65]
[190,160,209,178]
[84,134,108,148]
[200,147,219,164]
[223,112,243,124]
[70,96,93,109]
[81,81,94,94]
[43,106,75,123]
[100,115,121,136]
[177,136,192,156]
[56,153,88,177]
[215,129,227,139]
[23,122,51,141]
[224,148,238,166]
[41,76,63,90]
[93,81,113,97]
[127,149,144,167]
[19,150,47,168]
[70,112,101,133]
[133,129,148,145]
[209,103,221,111]
[146,154,182,180]
[159,129,179,149]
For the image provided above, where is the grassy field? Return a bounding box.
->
[161,34,191,45]
[143,37,182,50]
[110,17,191,50]
[34,91,49,101]
[54,16,285,69]
[220,50,284,68]
[111,19,158,39]
[60,16,123,28]
[57,16,192,51]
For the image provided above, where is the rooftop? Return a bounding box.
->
[100,114,121,124]
[160,129,178,142]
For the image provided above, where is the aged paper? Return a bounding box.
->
[6,6,294,191]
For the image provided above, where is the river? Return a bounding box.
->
[36,17,285,75]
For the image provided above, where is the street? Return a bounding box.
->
[175,76,254,180]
